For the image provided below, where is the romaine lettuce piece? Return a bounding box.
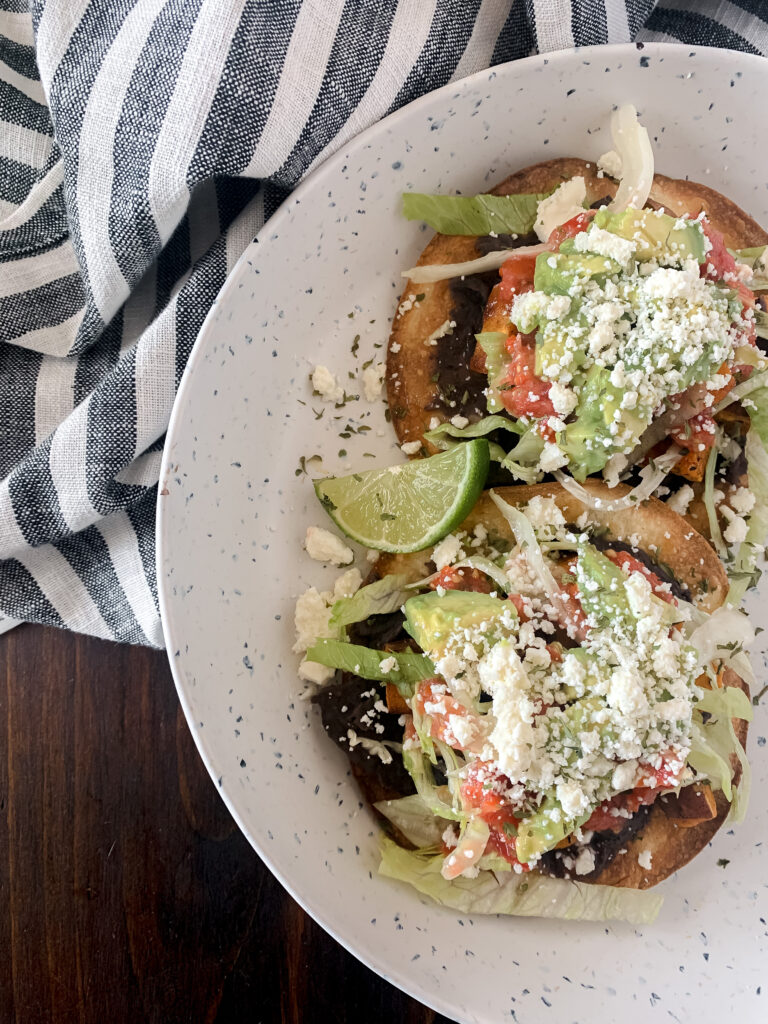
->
[306,639,434,693]
[330,573,412,630]
[402,191,546,236]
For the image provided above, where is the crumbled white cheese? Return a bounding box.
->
[311,365,344,402]
[549,382,578,417]
[597,149,622,178]
[730,486,756,515]
[333,567,362,599]
[298,659,335,685]
[305,526,354,565]
[666,484,695,516]
[362,361,386,401]
[574,846,596,876]
[425,319,456,346]
[721,505,749,545]
[293,587,333,653]
[573,226,634,265]
[401,440,422,455]
[557,779,591,818]
[429,416,441,430]
[450,414,469,429]
[431,533,464,571]
[637,849,653,871]
[539,441,569,472]
[347,729,393,764]
[379,656,397,674]
[534,176,587,242]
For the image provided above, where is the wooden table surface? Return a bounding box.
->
[0,623,452,1024]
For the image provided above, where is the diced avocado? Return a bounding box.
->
[476,331,507,413]
[404,590,514,659]
[559,366,648,480]
[514,695,614,862]
[534,251,621,296]
[574,544,634,631]
[534,310,589,379]
[593,208,706,264]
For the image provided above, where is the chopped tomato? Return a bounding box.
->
[549,558,590,640]
[461,762,530,871]
[602,549,676,605]
[500,378,556,419]
[430,566,493,594]
[637,753,682,789]
[498,252,538,306]
[503,332,537,385]
[585,786,661,833]
[700,219,738,282]
[546,642,563,663]
[508,593,530,620]
[547,209,597,249]
[412,679,482,751]
[670,411,717,453]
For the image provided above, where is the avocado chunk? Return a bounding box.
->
[559,366,648,479]
[514,695,614,862]
[404,590,514,659]
[476,331,507,413]
[534,251,621,296]
[592,208,706,264]
[534,309,589,379]
[574,544,635,631]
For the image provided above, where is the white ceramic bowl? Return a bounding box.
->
[158,43,768,1024]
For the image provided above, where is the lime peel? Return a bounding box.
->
[313,440,490,553]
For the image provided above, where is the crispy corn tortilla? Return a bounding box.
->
[386,157,768,463]
[366,482,749,889]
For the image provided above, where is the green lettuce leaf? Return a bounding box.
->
[402,191,546,236]
[688,680,751,820]
[305,639,435,693]
[731,245,768,288]
[374,793,451,847]
[330,573,412,630]
[695,685,753,721]
[727,423,768,604]
[378,838,663,923]
[500,427,544,483]
[424,413,524,448]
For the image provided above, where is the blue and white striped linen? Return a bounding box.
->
[0,0,765,646]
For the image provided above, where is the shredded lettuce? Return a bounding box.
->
[330,573,412,630]
[424,413,524,448]
[378,838,663,923]
[695,684,753,720]
[728,424,768,604]
[374,793,451,847]
[500,427,545,483]
[489,490,559,596]
[689,684,751,821]
[703,437,726,558]
[402,746,462,820]
[306,639,434,692]
[402,191,546,236]
[731,245,768,288]
[686,605,754,671]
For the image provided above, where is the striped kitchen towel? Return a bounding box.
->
[0,0,766,647]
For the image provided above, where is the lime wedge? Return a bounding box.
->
[313,440,490,553]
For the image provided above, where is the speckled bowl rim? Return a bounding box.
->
[157,42,768,1022]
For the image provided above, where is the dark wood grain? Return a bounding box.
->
[0,624,451,1024]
